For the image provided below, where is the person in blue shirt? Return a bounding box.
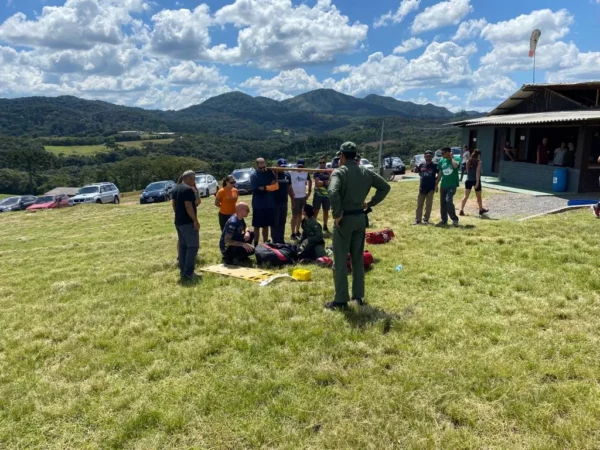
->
[220,202,255,265]
[250,158,277,246]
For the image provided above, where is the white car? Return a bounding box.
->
[359,159,375,171]
[195,173,218,197]
[71,183,120,205]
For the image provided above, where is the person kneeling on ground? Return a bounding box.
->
[297,204,326,261]
[220,202,255,265]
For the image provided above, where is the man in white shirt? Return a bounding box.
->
[552,142,568,166]
[290,159,312,240]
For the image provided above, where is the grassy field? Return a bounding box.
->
[45,139,175,156]
[0,193,14,200]
[1,183,600,448]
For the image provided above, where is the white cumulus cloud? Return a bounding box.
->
[452,18,487,41]
[374,0,420,28]
[393,38,426,54]
[412,0,473,34]
[209,0,368,70]
[0,0,147,50]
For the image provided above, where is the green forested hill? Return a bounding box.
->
[0,89,468,138]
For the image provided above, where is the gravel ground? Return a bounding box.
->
[481,191,570,219]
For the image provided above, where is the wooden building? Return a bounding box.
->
[450,82,600,193]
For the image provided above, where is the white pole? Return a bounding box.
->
[378,121,385,174]
[533,52,536,84]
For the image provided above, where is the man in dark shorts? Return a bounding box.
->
[414,150,437,225]
[220,202,255,264]
[313,155,331,233]
[171,170,201,282]
[250,158,277,246]
[272,158,293,244]
[290,159,312,241]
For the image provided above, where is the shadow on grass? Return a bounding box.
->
[343,303,410,333]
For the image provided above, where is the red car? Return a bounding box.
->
[26,194,70,211]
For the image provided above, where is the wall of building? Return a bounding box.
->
[460,126,495,175]
[499,161,580,193]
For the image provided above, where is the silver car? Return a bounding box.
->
[195,174,218,197]
[71,183,120,205]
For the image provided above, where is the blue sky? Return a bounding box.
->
[1,0,599,111]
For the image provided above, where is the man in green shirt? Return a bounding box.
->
[327,141,390,310]
[435,147,460,226]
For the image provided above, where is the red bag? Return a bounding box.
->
[318,252,373,271]
[347,251,374,271]
[366,228,395,245]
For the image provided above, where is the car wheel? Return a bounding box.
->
[114,196,120,205]
[96,199,102,204]
[205,189,209,198]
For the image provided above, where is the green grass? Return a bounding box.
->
[45,144,108,155]
[45,140,175,155]
[1,184,600,448]
[119,139,175,148]
[0,193,14,200]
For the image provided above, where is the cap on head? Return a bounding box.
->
[297,159,305,167]
[277,158,287,167]
[339,141,357,155]
[425,150,434,156]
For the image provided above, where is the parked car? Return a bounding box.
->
[433,148,462,165]
[410,154,425,172]
[451,147,463,161]
[0,195,37,212]
[140,180,176,204]
[195,173,218,197]
[26,194,70,211]
[359,158,375,171]
[231,168,253,195]
[432,149,443,165]
[331,156,341,169]
[384,157,406,175]
[71,183,120,205]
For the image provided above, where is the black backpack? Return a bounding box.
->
[255,243,297,267]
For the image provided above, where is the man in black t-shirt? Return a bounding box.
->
[271,158,293,244]
[171,170,201,282]
[414,150,438,225]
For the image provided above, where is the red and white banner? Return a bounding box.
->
[529,29,541,57]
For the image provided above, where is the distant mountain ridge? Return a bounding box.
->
[0,89,475,138]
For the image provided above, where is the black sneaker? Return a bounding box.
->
[479,208,489,215]
[352,297,365,306]
[452,220,460,227]
[459,210,465,216]
[435,221,448,227]
[423,219,429,225]
[324,301,348,310]
[412,221,421,226]
[323,227,330,233]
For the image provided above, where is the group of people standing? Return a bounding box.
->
[414,146,488,226]
[170,142,391,310]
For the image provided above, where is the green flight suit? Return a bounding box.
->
[298,217,326,260]
[328,160,390,304]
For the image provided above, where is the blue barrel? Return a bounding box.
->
[553,168,568,192]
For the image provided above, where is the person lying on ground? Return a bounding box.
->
[297,204,326,261]
[220,202,255,265]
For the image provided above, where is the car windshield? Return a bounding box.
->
[146,182,166,191]
[195,176,207,184]
[392,157,402,163]
[435,150,443,157]
[35,196,55,203]
[415,155,425,162]
[78,186,99,194]
[360,159,371,165]
[452,148,462,156]
[232,170,251,180]
[0,197,20,205]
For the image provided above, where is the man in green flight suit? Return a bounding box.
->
[326,141,391,310]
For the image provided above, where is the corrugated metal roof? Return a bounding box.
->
[448,110,600,127]
[488,81,600,116]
